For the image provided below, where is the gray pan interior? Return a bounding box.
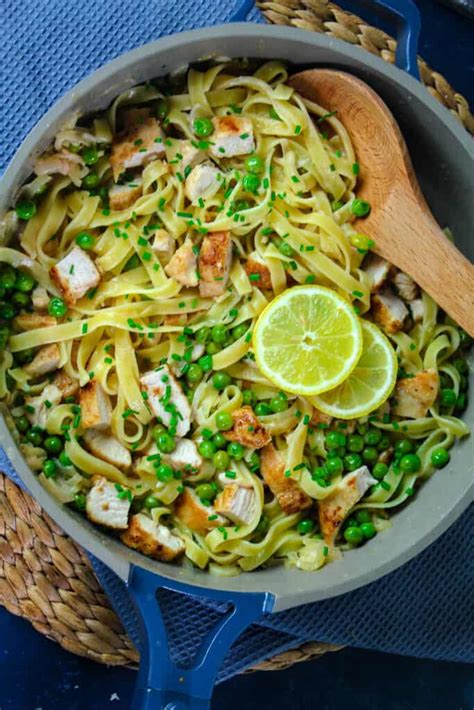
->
[0,24,472,612]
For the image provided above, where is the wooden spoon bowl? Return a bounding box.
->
[289,69,474,336]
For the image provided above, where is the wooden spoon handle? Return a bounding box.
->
[365,186,474,336]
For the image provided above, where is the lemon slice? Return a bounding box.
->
[253,285,363,396]
[311,319,397,419]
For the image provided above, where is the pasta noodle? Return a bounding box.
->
[0,61,470,575]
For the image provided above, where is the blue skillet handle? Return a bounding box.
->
[128,565,275,709]
[230,0,421,80]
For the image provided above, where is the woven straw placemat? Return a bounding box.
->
[0,4,472,671]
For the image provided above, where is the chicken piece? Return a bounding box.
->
[392,369,439,419]
[163,313,188,327]
[371,289,408,334]
[109,180,143,211]
[32,286,50,311]
[244,254,272,290]
[24,384,62,429]
[172,139,206,173]
[140,366,191,437]
[25,344,61,377]
[260,443,312,515]
[121,514,184,561]
[209,116,255,159]
[151,229,174,257]
[34,151,84,178]
[393,271,418,301]
[147,438,202,473]
[318,466,376,546]
[409,299,424,324]
[174,487,226,535]
[50,246,101,306]
[83,430,132,470]
[52,369,80,399]
[80,380,112,430]
[184,163,223,204]
[214,484,256,526]
[198,231,233,297]
[110,114,165,181]
[122,108,151,129]
[86,476,131,530]
[164,238,198,287]
[224,406,271,449]
[310,407,333,429]
[13,313,56,331]
[363,254,395,293]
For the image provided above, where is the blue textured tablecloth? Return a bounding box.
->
[2,0,473,676]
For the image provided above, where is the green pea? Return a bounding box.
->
[395,439,413,455]
[431,447,450,468]
[347,434,364,453]
[198,354,213,372]
[155,431,176,454]
[75,231,95,250]
[377,435,391,451]
[0,325,10,350]
[350,199,371,217]
[144,495,161,510]
[193,117,214,138]
[360,522,377,539]
[399,453,421,473]
[196,326,211,344]
[59,451,72,467]
[255,515,269,536]
[362,447,378,464]
[0,302,15,320]
[210,324,226,344]
[255,402,272,417]
[372,462,388,480]
[212,372,231,390]
[43,459,57,478]
[270,396,288,413]
[186,363,203,385]
[82,146,99,165]
[14,270,36,293]
[357,422,369,435]
[245,154,264,174]
[452,358,468,375]
[344,517,358,529]
[155,464,174,482]
[26,427,44,446]
[15,200,37,221]
[440,388,457,407]
[248,452,260,471]
[297,519,314,535]
[213,450,230,470]
[327,449,339,460]
[313,466,329,480]
[455,393,467,412]
[212,432,227,450]
[344,453,363,471]
[206,342,221,355]
[331,200,343,212]
[73,493,87,510]
[326,456,344,476]
[198,440,216,459]
[242,174,261,193]
[215,411,233,431]
[82,172,100,189]
[196,483,216,501]
[14,416,30,433]
[349,233,372,250]
[278,241,294,258]
[156,98,169,121]
[227,442,244,460]
[11,292,30,309]
[233,199,250,212]
[44,436,63,454]
[242,389,256,407]
[343,526,363,544]
[364,428,382,446]
[0,265,17,290]
[325,431,341,450]
[355,510,371,524]
[152,423,166,440]
[48,297,68,318]
[231,322,249,340]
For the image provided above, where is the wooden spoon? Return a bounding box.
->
[289,69,474,336]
